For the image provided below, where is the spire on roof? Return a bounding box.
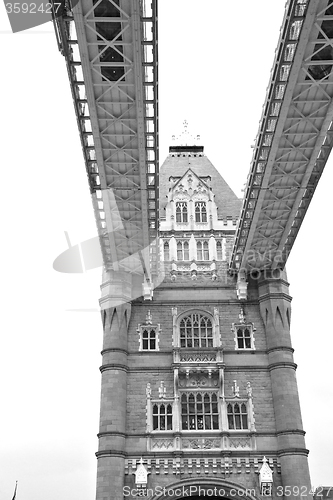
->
[169,120,203,153]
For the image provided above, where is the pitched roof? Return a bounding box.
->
[159,152,242,218]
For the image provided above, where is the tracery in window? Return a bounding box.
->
[197,240,209,260]
[153,403,173,430]
[180,313,213,348]
[195,201,207,222]
[227,402,248,430]
[177,241,189,260]
[138,311,160,351]
[176,202,188,223]
[181,392,219,430]
[216,240,223,260]
[142,328,156,350]
[236,326,253,349]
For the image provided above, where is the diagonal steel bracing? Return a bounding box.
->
[53,0,158,278]
[231,0,333,272]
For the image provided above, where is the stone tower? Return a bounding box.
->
[95,134,312,499]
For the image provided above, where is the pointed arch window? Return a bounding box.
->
[153,403,173,430]
[197,241,209,260]
[180,313,213,348]
[181,392,219,430]
[216,241,223,260]
[163,241,170,261]
[195,201,207,222]
[142,328,156,350]
[176,202,188,223]
[236,326,254,349]
[177,241,189,261]
[227,402,248,430]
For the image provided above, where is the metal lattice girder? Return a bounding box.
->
[52,0,159,277]
[231,0,333,272]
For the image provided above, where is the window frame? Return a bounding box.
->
[181,391,219,431]
[175,201,188,223]
[226,401,249,430]
[138,323,161,351]
[163,241,170,261]
[195,201,207,223]
[216,240,223,260]
[152,402,173,431]
[179,313,214,348]
[176,240,190,261]
[233,324,255,351]
[196,240,209,261]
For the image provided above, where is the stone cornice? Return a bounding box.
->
[258,292,292,303]
[267,346,294,354]
[268,361,297,371]
[101,347,129,356]
[96,450,127,458]
[277,447,309,457]
[276,429,306,436]
[99,363,128,373]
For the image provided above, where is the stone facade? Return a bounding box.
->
[95,144,312,500]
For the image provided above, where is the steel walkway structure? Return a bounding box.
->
[53,0,333,286]
[53,0,158,289]
[230,0,333,273]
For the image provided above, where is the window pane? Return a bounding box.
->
[212,414,219,429]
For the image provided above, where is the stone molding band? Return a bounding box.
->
[277,447,309,457]
[268,361,297,371]
[99,363,128,373]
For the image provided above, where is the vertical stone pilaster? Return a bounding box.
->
[96,270,132,500]
[258,272,311,498]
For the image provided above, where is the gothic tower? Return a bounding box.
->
[95,133,311,500]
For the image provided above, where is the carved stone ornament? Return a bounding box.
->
[182,438,221,450]
[232,380,240,397]
[159,381,166,399]
[134,457,149,486]
[259,456,273,484]
[178,370,218,388]
[246,381,253,398]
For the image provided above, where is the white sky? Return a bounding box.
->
[0,1,332,499]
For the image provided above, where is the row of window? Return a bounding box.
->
[152,397,249,431]
[176,201,207,223]
[141,326,253,350]
[164,240,223,261]
[140,313,254,351]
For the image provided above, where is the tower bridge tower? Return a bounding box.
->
[96,134,311,500]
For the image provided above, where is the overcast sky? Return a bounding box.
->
[0,1,332,499]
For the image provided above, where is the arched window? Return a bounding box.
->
[177,241,189,260]
[176,202,188,223]
[142,328,156,350]
[153,403,173,430]
[197,241,209,260]
[164,241,169,261]
[179,313,213,348]
[227,402,248,430]
[181,392,219,430]
[237,327,252,349]
[195,201,207,222]
[216,241,223,260]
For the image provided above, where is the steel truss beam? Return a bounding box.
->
[231,0,333,272]
[53,0,158,278]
